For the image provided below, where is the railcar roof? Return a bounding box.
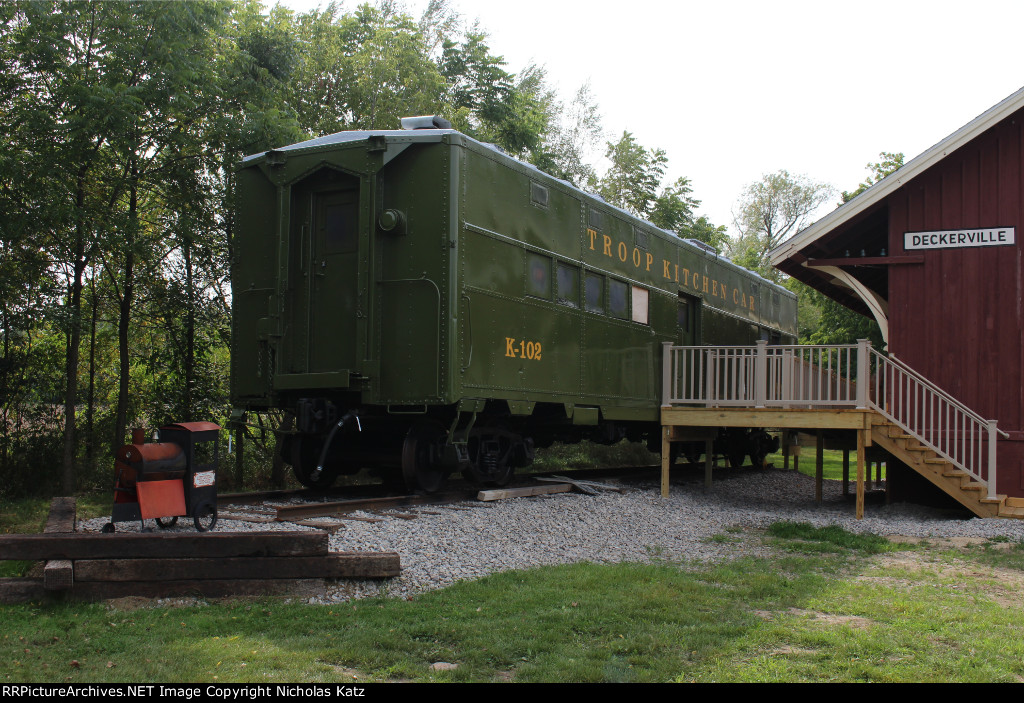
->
[243,129,791,296]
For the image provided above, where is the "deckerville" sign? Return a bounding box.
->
[904,227,1015,251]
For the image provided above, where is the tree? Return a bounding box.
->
[730,170,834,281]
[841,151,904,203]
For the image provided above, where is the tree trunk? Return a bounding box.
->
[112,171,137,449]
[62,167,90,494]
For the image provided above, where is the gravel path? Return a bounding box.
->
[78,468,1024,604]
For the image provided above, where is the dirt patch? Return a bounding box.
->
[786,608,874,630]
[866,549,1024,610]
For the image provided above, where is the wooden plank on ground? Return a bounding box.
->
[44,497,77,533]
[477,484,572,501]
[1,577,353,603]
[275,491,475,520]
[43,497,76,592]
[73,553,400,581]
[0,532,328,561]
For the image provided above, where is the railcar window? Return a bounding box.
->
[556,264,579,308]
[325,202,358,253]
[631,286,649,324]
[585,273,604,313]
[588,208,604,230]
[526,254,551,299]
[531,182,549,208]
[634,227,649,250]
[609,279,628,319]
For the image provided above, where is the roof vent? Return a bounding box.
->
[400,115,452,130]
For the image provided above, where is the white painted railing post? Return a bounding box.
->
[988,419,998,500]
[755,340,767,408]
[661,342,673,406]
[856,339,870,409]
[706,349,717,407]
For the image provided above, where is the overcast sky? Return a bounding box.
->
[278,0,1024,235]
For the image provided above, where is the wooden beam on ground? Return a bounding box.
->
[73,553,399,582]
[275,491,474,520]
[815,431,824,504]
[477,484,572,501]
[857,429,866,520]
[0,531,328,561]
[43,497,76,592]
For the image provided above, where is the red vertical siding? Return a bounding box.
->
[887,109,1024,494]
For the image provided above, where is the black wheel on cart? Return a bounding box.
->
[101,522,115,533]
[155,516,178,529]
[193,502,217,532]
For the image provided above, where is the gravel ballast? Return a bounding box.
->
[78,468,1024,604]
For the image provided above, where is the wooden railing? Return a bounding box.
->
[661,339,1007,499]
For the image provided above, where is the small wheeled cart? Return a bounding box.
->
[103,421,221,533]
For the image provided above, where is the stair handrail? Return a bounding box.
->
[866,344,1007,499]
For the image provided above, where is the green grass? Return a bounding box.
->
[764,447,886,482]
[3,522,1024,682]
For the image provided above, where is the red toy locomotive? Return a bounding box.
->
[102,422,220,533]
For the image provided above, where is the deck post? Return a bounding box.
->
[661,426,670,498]
[755,339,767,408]
[661,342,673,407]
[856,428,866,519]
[855,339,870,409]
[705,438,713,491]
[842,448,849,496]
[815,430,824,504]
[782,431,790,470]
[987,419,998,500]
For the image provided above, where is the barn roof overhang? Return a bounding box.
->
[769,83,1024,340]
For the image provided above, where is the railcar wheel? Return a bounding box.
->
[288,436,341,490]
[101,522,115,533]
[402,419,449,493]
[193,502,217,532]
[728,451,747,469]
[155,516,178,529]
[463,425,517,487]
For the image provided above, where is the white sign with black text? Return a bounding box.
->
[904,227,1015,251]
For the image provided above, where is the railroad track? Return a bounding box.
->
[216,464,661,530]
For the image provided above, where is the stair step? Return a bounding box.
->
[905,445,929,452]
[923,458,948,465]
[999,506,1024,518]
[961,482,987,492]
[942,469,969,478]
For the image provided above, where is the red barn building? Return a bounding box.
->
[771,86,1024,500]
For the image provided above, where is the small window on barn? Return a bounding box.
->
[556,263,579,308]
[585,273,604,313]
[530,182,549,208]
[609,279,628,319]
[526,254,551,299]
[631,286,649,325]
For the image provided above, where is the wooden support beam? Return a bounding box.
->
[661,426,670,498]
[815,430,824,504]
[842,448,850,496]
[782,431,790,470]
[704,438,713,491]
[856,429,866,519]
[73,553,399,582]
[0,532,328,561]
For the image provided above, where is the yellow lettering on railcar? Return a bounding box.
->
[504,336,543,361]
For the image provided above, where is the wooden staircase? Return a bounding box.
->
[870,416,1024,519]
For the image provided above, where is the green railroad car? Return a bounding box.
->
[231,116,798,491]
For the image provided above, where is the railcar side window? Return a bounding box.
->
[530,182,549,208]
[556,264,579,308]
[588,208,604,230]
[585,273,604,313]
[609,279,628,319]
[526,254,551,299]
[634,227,649,250]
[631,286,649,325]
